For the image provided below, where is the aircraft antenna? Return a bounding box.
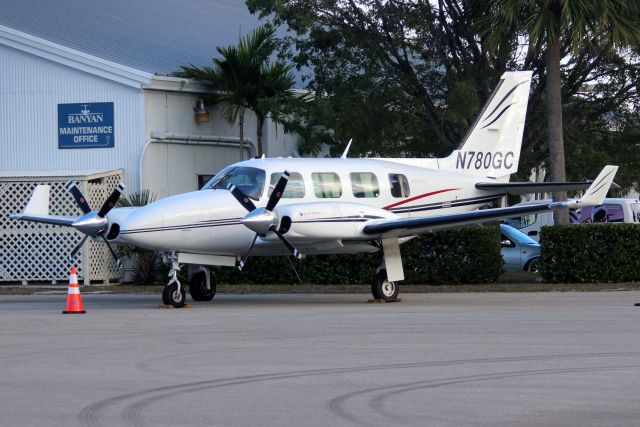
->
[340,139,353,159]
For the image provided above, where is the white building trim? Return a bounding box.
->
[0,24,152,88]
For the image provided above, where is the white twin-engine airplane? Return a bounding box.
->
[12,71,618,307]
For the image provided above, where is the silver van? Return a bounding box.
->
[506,198,640,241]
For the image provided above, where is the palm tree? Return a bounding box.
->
[178,25,295,159]
[488,0,639,223]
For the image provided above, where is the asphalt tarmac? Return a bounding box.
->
[0,291,639,427]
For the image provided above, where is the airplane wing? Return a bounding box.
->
[8,184,77,226]
[362,165,618,239]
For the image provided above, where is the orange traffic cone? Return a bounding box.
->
[63,266,85,314]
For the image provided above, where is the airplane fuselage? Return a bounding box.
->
[111,157,505,256]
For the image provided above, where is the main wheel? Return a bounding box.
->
[162,282,186,307]
[371,270,399,302]
[189,271,216,301]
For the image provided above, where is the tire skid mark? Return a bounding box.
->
[79,351,640,427]
[330,365,640,426]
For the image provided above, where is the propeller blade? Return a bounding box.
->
[100,234,122,270]
[266,171,290,211]
[68,234,89,263]
[238,233,259,271]
[66,182,92,214]
[97,184,125,218]
[270,226,302,259]
[227,184,257,212]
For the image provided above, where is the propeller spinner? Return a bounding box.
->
[228,171,302,270]
[66,181,124,269]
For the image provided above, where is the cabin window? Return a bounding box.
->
[389,174,410,198]
[205,166,265,200]
[269,172,305,198]
[350,172,379,198]
[312,172,342,198]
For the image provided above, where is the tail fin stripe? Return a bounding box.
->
[590,181,610,195]
[480,103,515,129]
[482,82,523,122]
[591,169,615,190]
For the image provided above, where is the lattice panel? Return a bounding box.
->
[0,171,123,283]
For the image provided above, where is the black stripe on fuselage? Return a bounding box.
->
[120,218,242,235]
[389,195,502,214]
[119,197,504,235]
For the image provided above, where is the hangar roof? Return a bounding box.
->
[0,169,124,181]
[0,0,264,77]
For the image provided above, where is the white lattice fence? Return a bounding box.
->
[0,170,123,283]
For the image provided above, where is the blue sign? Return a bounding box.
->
[58,102,114,149]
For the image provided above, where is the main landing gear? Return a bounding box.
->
[371,269,399,302]
[188,269,216,301]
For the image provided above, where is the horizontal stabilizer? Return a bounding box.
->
[476,181,592,195]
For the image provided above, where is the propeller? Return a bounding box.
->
[66,181,125,269]
[228,171,302,270]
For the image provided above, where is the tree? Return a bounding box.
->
[249,0,512,157]
[177,25,295,158]
[487,0,640,223]
[248,0,640,193]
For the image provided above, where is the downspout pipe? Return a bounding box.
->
[140,132,257,192]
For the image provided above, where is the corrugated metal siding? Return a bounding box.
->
[0,0,265,77]
[0,44,144,191]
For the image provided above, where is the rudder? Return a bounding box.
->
[442,71,533,180]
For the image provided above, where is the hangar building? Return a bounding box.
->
[0,1,301,283]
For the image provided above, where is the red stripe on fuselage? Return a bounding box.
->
[383,188,460,210]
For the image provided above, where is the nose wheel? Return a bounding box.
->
[162,282,185,307]
[162,257,185,308]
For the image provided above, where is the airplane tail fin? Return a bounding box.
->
[441,71,533,180]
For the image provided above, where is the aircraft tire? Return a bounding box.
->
[189,271,216,301]
[162,283,186,307]
[371,270,399,302]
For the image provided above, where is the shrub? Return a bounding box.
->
[540,224,640,283]
[213,226,503,285]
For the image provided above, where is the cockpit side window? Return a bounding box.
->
[204,166,266,200]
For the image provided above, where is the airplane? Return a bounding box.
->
[11,71,618,307]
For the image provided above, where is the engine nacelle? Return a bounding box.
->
[273,202,397,240]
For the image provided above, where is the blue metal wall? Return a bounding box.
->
[0,43,145,191]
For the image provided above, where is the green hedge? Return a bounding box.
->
[540,224,640,283]
[213,226,503,285]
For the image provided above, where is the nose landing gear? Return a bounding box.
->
[162,257,185,308]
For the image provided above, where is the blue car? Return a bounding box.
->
[500,223,541,273]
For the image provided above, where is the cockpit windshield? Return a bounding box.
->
[202,166,266,200]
